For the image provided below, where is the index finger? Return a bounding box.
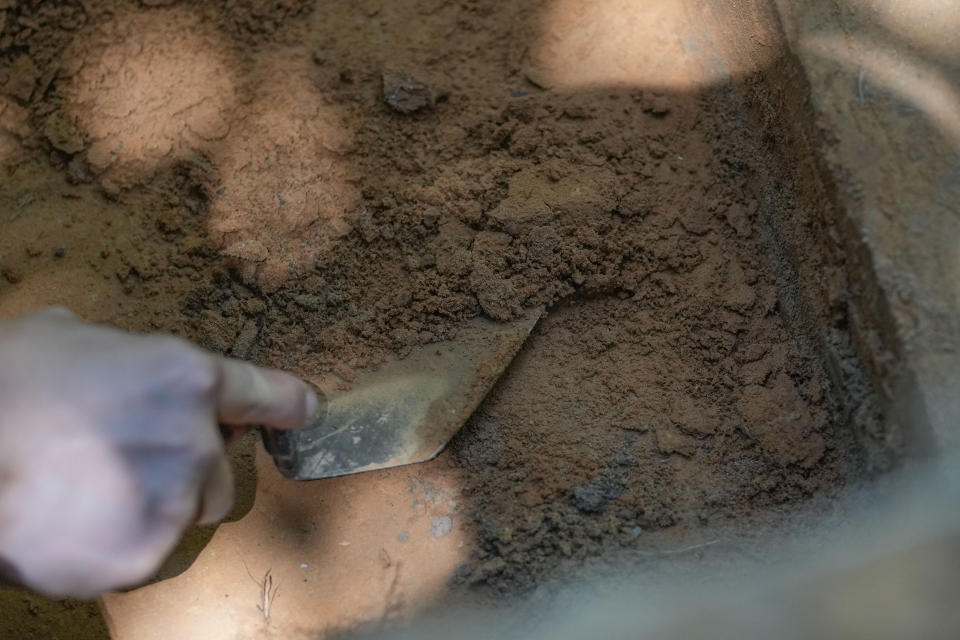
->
[213,357,320,430]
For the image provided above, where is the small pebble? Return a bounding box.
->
[632,526,644,537]
[430,515,452,539]
[382,69,437,114]
[54,247,66,258]
[397,531,409,543]
[0,267,22,284]
[421,207,441,227]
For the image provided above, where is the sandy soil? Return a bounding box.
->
[0,1,876,638]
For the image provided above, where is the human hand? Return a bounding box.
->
[0,307,317,597]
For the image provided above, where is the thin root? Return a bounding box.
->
[242,560,281,622]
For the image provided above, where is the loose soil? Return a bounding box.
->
[0,0,881,637]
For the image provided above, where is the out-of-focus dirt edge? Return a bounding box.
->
[769,0,959,456]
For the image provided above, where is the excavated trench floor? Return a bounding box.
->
[0,1,885,638]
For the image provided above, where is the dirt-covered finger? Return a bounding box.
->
[213,357,319,429]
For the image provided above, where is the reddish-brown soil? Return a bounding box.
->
[0,1,881,638]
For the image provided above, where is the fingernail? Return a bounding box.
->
[303,388,320,425]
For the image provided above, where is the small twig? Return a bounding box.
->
[241,560,280,622]
[8,192,37,222]
[635,539,719,556]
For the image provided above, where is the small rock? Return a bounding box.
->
[632,526,644,537]
[53,247,66,258]
[735,342,768,364]
[1,266,22,284]
[472,557,506,582]
[648,141,668,160]
[643,92,671,116]
[654,428,697,457]
[292,294,322,311]
[66,157,91,184]
[421,206,442,227]
[382,69,438,114]
[223,239,268,263]
[471,265,521,321]
[101,179,121,199]
[242,298,267,316]
[673,396,721,437]
[617,191,651,218]
[43,113,85,155]
[485,197,553,235]
[571,482,621,513]
[397,531,409,543]
[562,104,589,119]
[454,563,472,579]
[430,515,453,539]
[85,140,117,174]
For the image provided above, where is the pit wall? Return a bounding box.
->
[771,0,960,455]
[688,0,959,462]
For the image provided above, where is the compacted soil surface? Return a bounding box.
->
[0,1,873,638]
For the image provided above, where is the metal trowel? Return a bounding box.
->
[261,309,540,480]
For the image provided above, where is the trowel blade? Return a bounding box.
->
[261,310,540,480]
